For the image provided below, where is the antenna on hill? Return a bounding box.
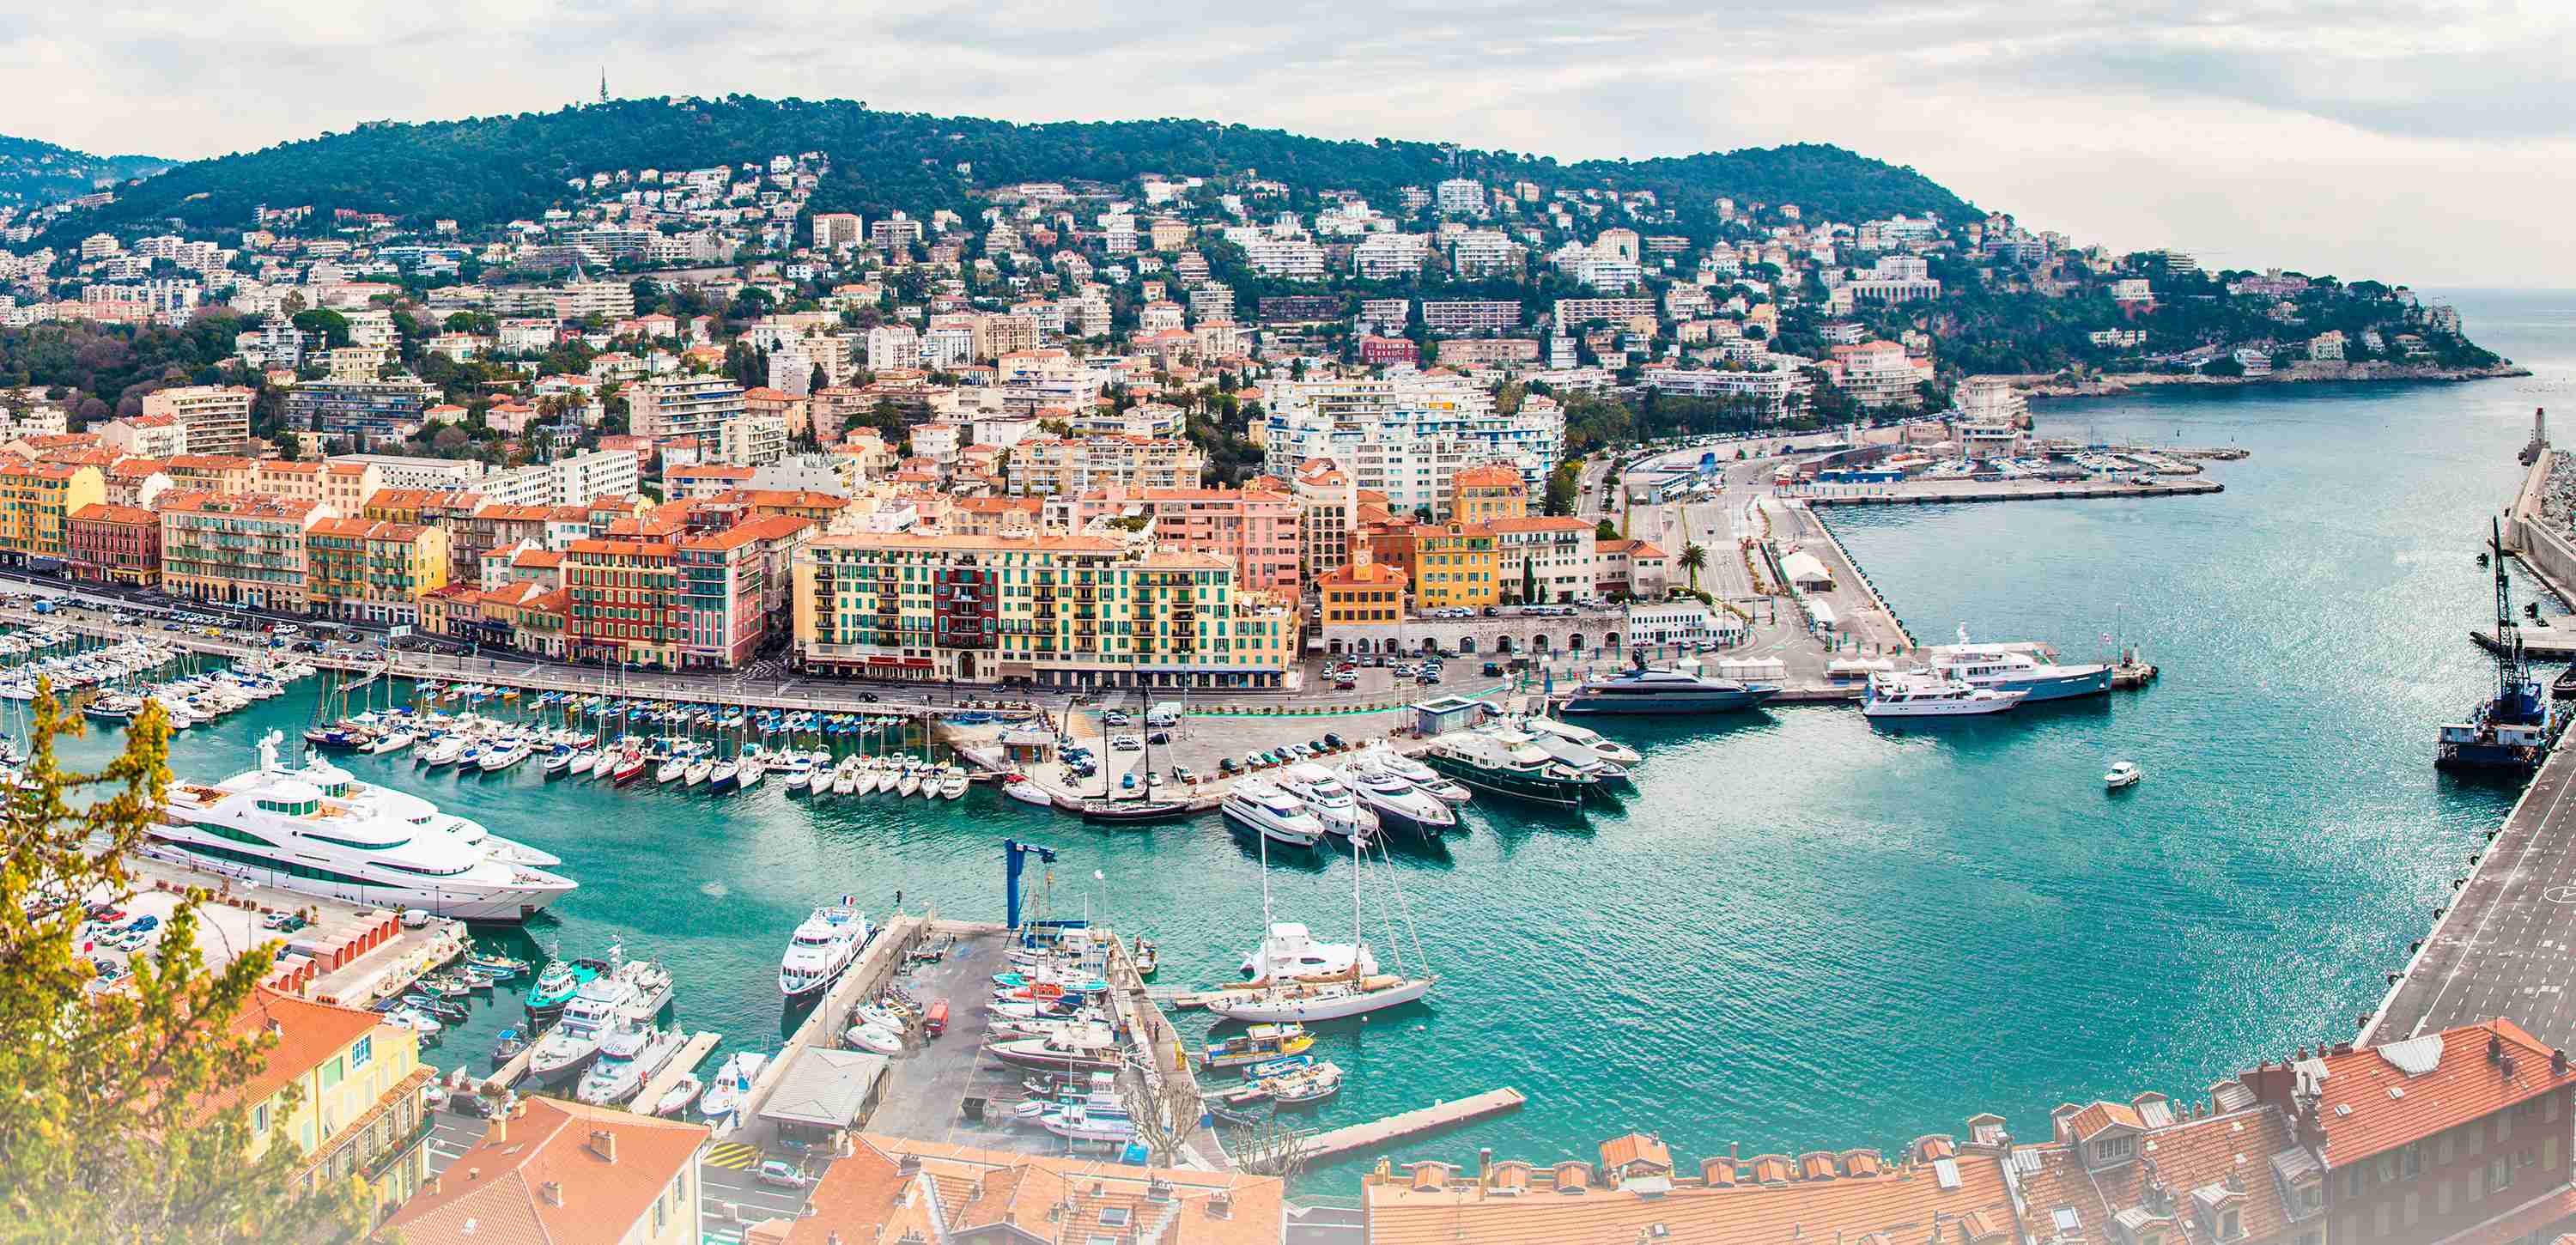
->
[598,66,609,106]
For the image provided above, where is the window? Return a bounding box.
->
[319,1056,344,1090]
[1098,1206,1131,1227]
[349,1035,372,1070]
[2219,1209,2241,1240]
[2487,1155,2512,1195]
[252,1102,270,1133]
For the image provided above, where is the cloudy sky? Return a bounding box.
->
[15,1,2572,288]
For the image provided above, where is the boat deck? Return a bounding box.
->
[631,1029,722,1116]
[2366,737,2576,1048]
[1293,1087,1527,1163]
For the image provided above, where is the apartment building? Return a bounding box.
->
[1261,374,1562,513]
[1450,462,1527,525]
[219,991,435,1222]
[1412,521,1498,609]
[285,380,441,446]
[377,1096,706,1245]
[1826,341,1934,408]
[99,413,186,458]
[1069,483,1300,595]
[1420,301,1522,335]
[1491,515,1597,604]
[562,537,685,668]
[674,524,768,669]
[306,518,450,625]
[140,384,254,453]
[158,492,329,611]
[795,531,1288,689]
[64,502,161,585]
[1003,436,1206,497]
[627,374,745,446]
[0,459,104,562]
[1638,362,1810,421]
[167,453,259,495]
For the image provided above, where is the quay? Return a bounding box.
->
[1801,478,2224,506]
[1293,1087,1527,1163]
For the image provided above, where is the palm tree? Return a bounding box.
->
[1679,542,1708,592]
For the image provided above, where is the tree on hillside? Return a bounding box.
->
[0,687,369,1242]
[289,308,351,350]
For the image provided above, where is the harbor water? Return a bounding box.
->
[56,289,2576,1192]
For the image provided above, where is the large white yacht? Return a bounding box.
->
[1239,921,1379,984]
[1862,671,2026,718]
[1920,627,2112,701]
[1220,779,1327,847]
[280,745,561,867]
[778,902,872,998]
[1273,763,1380,842]
[148,733,577,922]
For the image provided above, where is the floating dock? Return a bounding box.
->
[1294,1087,1528,1162]
[631,1030,722,1114]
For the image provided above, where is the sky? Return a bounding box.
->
[10,0,2573,288]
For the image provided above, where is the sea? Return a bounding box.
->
[61,288,2576,1193]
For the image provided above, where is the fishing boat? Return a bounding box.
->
[465,951,532,979]
[1200,1023,1312,1068]
[524,955,606,1022]
[699,1052,767,1122]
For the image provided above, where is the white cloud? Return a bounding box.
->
[6,0,2567,285]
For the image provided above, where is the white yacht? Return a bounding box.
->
[1221,779,1327,847]
[1273,763,1380,841]
[1862,671,2026,718]
[149,735,575,922]
[1364,744,1472,805]
[281,747,561,868]
[1922,626,2111,702]
[1238,921,1379,984]
[576,1025,686,1106]
[778,902,872,998]
[698,1052,767,1122]
[1520,715,1643,766]
[1334,758,1457,837]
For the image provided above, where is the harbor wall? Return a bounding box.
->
[727,913,931,1138]
[2505,451,2576,606]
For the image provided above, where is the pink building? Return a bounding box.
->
[1072,481,1301,595]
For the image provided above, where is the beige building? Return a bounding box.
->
[140,385,255,453]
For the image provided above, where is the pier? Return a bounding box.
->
[1292,1087,1527,1163]
[1802,479,2224,506]
[633,1030,723,1114]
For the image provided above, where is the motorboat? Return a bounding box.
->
[1365,745,1472,804]
[938,766,969,799]
[576,1024,686,1106]
[2105,761,2142,789]
[845,1023,903,1054]
[985,1023,1125,1073]
[526,977,635,1084]
[831,759,860,796]
[148,734,576,922]
[1419,732,1593,809]
[698,1051,767,1121]
[1561,653,1780,715]
[1519,714,1643,766]
[1335,759,1455,837]
[419,737,468,769]
[1922,626,2112,701]
[778,902,872,998]
[276,750,562,868]
[1041,1103,1137,1145]
[654,755,689,785]
[368,730,415,756]
[541,748,575,777]
[477,740,532,773]
[1004,775,1055,807]
[1201,1023,1312,1069]
[896,764,921,798]
[566,750,598,777]
[871,760,899,795]
[1510,726,1632,792]
[1221,779,1327,847]
[651,1072,704,1117]
[1862,671,2026,718]
[1273,763,1379,841]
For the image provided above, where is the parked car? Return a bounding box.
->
[1171,765,1197,785]
[1146,731,1171,746]
[757,1161,809,1190]
[1103,709,1133,726]
[1217,757,1241,775]
[1322,732,1346,750]
[1112,735,1143,752]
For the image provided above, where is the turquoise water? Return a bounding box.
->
[69,290,2576,1190]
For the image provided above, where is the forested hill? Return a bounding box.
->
[40,96,1972,243]
[0,135,168,209]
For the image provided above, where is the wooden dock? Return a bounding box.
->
[1295,1087,1527,1162]
[630,1030,721,1114]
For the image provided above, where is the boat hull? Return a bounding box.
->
[1419,752,1586,809]
[1559,685,1780,715]
[1206,976,1435,1023]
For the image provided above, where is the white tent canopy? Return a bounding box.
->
[1780,550,1835,588]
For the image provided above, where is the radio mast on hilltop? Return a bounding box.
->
[598,67,609,105]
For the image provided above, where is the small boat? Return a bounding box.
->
[683,758,714,786]
[2104,761,2142,789]
[699,1051,767,1122]
[896,766,921,798]
[845,1023,903,1054]
[611,752,647,786]
[1004,775,1055,807]
[708,761,739,791]
[652,1072,705,1117]
[939,768,969,799]
[566,750,598,777]
[465,952,532,979]
[490,1027,527,1063]
[1201,1023,1311,1068]
[872,762,899,795]
[1133,937,1158,979]
[735,757,764,790]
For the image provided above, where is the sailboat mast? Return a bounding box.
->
[1350,830,1364,980]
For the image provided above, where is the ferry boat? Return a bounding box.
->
[1220,779,1327,847]
[1419,732,1594,809]
[1920,627,2111,701]
[148,735,577,923]
[1862,671,2026,718]
[1560,653,1780,715]
[778,901,872,998]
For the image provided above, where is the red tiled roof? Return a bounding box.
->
[375,1096,708,1245]
[2293,1019,2576,1167]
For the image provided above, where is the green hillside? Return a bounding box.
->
[0,135,168,209]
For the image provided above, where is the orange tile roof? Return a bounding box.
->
[1452,462,1523,487]
[1486,516,1593,533]
[779,1134,1285,1245]
[376,1096,708,1245]
[2277,1018,2576,1168]
[1364,1145,2016,1245]
[157,491,323,519]
[200,989,386,1121]
[2014,1100,2303,1245]
[69,502,155,525]
[733,514,817,541]
[1321,560,1407,590]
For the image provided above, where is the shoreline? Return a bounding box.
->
[2018,360,2529,400]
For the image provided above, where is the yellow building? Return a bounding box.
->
[222,990,434,1220]
[1450,462,1528,525]
[0,458,105,562]
[795,531,1288,689]
[1413,520,1498,609]
[306,518,451,625]
[1317,557,1406,629]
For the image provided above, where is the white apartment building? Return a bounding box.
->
[1637,363,1811,422]
[139,385,255,454]
[1242,238,1326,281]
[1352,234,1431,280]
[1421,301,1522,335]
[720,413,790,467]
[866,325,920,371]
[1259,373,1564,513]
[1435,179,1488,216]
[1449,230,1525,278]
[628,374,745,445]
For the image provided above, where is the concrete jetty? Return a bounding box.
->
[1294,1087,1528,1163]
[1804,479,2223,506]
